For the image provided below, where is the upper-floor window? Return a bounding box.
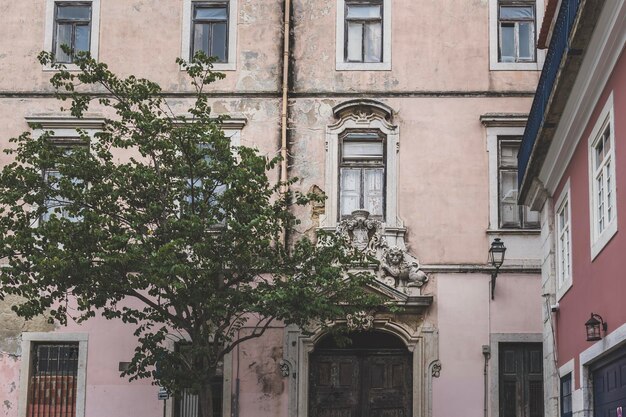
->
[344,1,383,63]
[182,0,238,71]
[192,3,229,63]
[498,138,540,228]
[339,131,385,219]
[44,0,101,68]
[555,181,572,300]
[336,0,391,71]
[588,94,617,259]
[498,2,536,63]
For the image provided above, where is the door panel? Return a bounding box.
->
[310,355,360,417]
[593,349,626,417]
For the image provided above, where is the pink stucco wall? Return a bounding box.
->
[552,47,626,380]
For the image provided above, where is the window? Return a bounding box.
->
[560,373,572,417]
[181,0,238,71]
[344,1,383,63]
[191,3,228,62]
[18,333,88,417]
[555,181,572,300]
[488,0,544,70]
[336,0,391,71]
[499,343,544,417]
[339,132,385,219]
[498,138,540,228]
[588,94,617,259]
[498,2,535,63]
[44,0,101,68]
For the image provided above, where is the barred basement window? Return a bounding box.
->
[339,131,385,219]
[27,343,80,417]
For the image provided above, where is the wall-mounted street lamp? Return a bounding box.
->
[585,313,608,342]
[489,238,506,300]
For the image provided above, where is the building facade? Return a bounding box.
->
[1,1,547,417]
[518,1,626,417]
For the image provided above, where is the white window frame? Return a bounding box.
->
[555,179,572,300]
[336,0,391,71]
[489,0,545,71]
[17,332,88,417]
[322,102,400,230]
[588,93,617,260]
[43,0,101,71]
[181,0,238,71]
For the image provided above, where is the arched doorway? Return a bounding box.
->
[309,331,413,417]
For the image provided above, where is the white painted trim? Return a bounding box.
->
[559,357,575,378]
[587,93,618,261]
[539,1,626,194]
[43,0,101,71]
[488,0,545,71]
[335,0,392,71]
[18,333,89,417]
[489,333,543,417]
[321,106,402,233]
[181,0,239,71]
[555,178,572,301]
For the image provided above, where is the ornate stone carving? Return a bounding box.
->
[278,360,290,378]
[431,360,442,378]
[346,311,375,331]
[336,210,429,294]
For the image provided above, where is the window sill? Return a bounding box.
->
[590,220,618,260]
[179,62,237,72]
[489,61,542,71]
[42,63,85,72]
[336,62,392,71]
[486,228,540,235]
[556,279,573,301]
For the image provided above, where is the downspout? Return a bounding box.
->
[279,0,292,249]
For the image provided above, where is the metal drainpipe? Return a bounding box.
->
[279,0,291,195]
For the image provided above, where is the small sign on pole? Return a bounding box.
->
[158,387,170,401]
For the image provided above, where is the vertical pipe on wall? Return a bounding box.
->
[279,0,291,196]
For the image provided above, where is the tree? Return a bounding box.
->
[0,53,380,417]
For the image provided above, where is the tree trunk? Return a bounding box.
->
[197,383,214,417]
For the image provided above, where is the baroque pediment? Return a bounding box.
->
[337,210,430,297]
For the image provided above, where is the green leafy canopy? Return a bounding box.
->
[0,51,381,416]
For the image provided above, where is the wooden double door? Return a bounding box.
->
[309,349,412,417]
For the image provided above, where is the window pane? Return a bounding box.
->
[595,139,604,169]
[346,4,381,19]
[500,6,534,19]
[524,206,540,226]
[55,23,73,62]
[57,5,91,20]
[195,6,228,20]
[193,23,210,55]
[364,168,384,216]
[340,169,361,216]
[500,23,515,62]
[343,140,383,160]
[75,24,91,53]
[499,142,519,167]
[364,22,382,62]
[347,22,363,61]
[211,22,228,62]
[518,22,534,59]
[500,170,520,227]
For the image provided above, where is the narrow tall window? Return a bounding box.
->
[192,2,229,62]
[339,132,385,219]
[498,2,535,63]
[498,138,539,228]
[592,122,614,235]
[560,373,572,417]
[556,189,572,295]
[28,343,80,417]
[53,3,92,63]
[344,1,383,63]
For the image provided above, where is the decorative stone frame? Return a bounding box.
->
[18,332,89,417]
[283,319,439,417]
[43,0,102,71]
[181,0,239,71]
[335,0,392,71]
[322,100,405,247]
[489,333,542,417]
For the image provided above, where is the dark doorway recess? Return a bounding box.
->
[592,347,626,417]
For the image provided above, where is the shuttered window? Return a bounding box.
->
[339,132,385,219]
[499,343,544,417]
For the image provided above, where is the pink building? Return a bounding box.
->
[518,0,626,416]
[0,1,549,417]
